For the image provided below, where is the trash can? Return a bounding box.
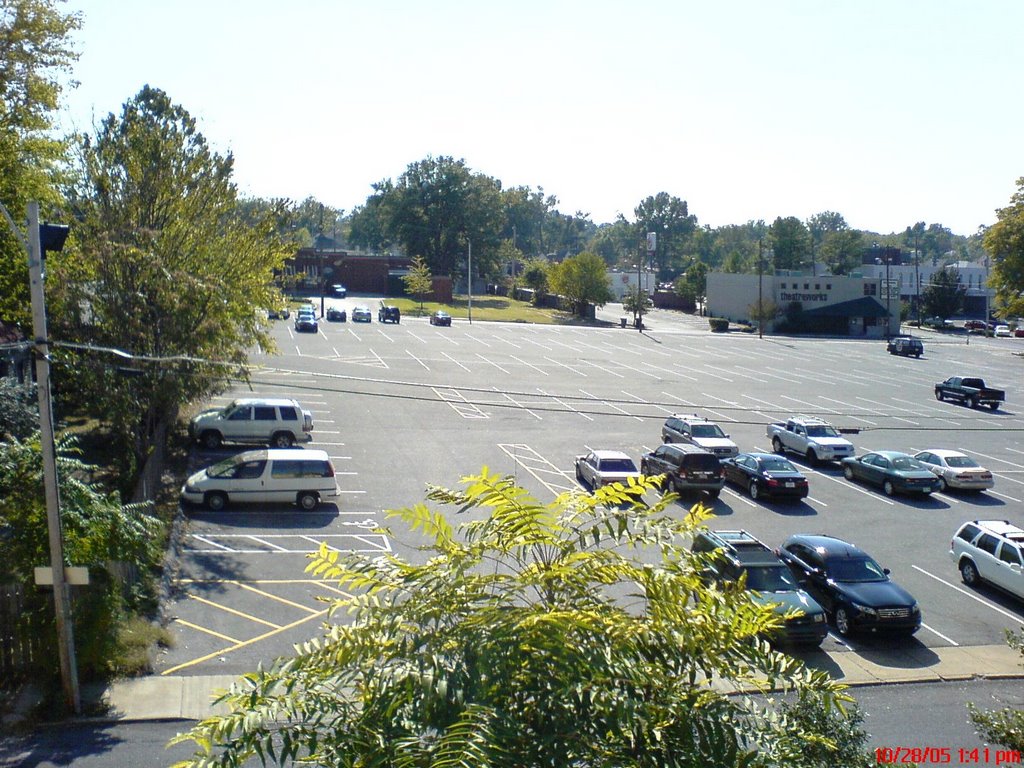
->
[620,317,627,328]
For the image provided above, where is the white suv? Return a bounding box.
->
[189,398,314,449]
[950,520,1024,601]
[662,414,739,458]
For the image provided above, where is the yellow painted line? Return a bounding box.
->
[172,619,241,644]
[187,594,281,629]
[161,607,330,675]
[176,578,332,585]
[233,582,320,614]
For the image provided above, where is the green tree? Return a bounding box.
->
[548,250,614,316]
[920,266,966,320]
[922,223,953,266]
[587,215,636,267]
[346,192,392,253]
[985,177,1024,319]
[969,630,1024,757]
[634,192,697,280]
[50,86,292,501]
[819,229,864,276]
[622,284,653,327]
[174,469,850,767]
[402,254,433,313]
[680,259,709,297]
[0,376,37,439]
[0,0,81,326]
[500,185,554,257]
[520,257,549,301]
[770,216,810,272]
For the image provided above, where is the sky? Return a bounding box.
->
[58,0,1024,237]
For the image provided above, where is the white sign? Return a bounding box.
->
[646,232,657,253]
[881,278,900,299]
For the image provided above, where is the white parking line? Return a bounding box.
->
[544,356,587,377]
[579,389,642,422]
[913,565,1024,626]
[495,387,542,420]
[919,622,960,646]
[441,351,470,372]
[623,390,673,414]
[538,388,593,421]
[580,359,625,378]
[988,488,1024,503]
[464,333,491,348]
[405,349,430,371]
[722,487,758,508]
[511,355,548,376]
[477,354,511,375]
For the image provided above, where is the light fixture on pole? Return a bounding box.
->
[467,239,472,325]
[1,200,78,713]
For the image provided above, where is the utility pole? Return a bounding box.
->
[467,239,473,325]
[758,238,764,340]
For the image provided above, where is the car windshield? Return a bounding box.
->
[805,425,839,438]
[691,424,725,438]
[745,565,798,592]
[891,456,923,471]
[599,458,638,473]
[826,556,888,583]
[945,455,979,468]
[760,457,796,472]
[207,456,244,478]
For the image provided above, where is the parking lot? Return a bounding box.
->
[157,300,1024,677]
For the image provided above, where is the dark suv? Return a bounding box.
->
[887,336,923,357]
[378,304,401,323]
[640,443,723,498]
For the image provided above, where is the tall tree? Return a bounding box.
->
[769,216,810,272]
[548,250,614,316]
[818,229,864,276]
[587,216,638,268]
[51,86,293,501]
[0,0,81,325]
[346,190,392,253]
[920,266,966,319]
[500,185,553,257]
[985,177,1024,319]
[174,469,850,767]
[922,223,953,266]
[634,192,697,280]
[401,254,433,313]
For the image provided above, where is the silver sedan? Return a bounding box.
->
[913,449,994,492]
[574,450,641,490]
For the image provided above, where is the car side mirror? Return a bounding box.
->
[883,568,891,575]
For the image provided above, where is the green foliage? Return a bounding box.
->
[548,250,614,316]
[587,216,638,267]
[770,217,810,272]
[634,192,698,279]
[500,185,555,258]
[986,177,1024,319]
[50,86,293,499]
[0,0,81,325]
[818,229,864,276]
[0,376,37,439]
[402,255,433,312]
[709,317,730,332]
[969,629,1024,755]
[780,692,877,767]
[747,300,779,328]
[622,284,653,324]
[172,468,851,768]
[678,260,709,297]
[520,257,549,298]
[921,266,966,319]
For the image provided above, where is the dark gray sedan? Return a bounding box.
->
[840,451,940,497]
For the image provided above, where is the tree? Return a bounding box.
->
[548,250,614,316]
[748,299,780,330]
[0,376,37,439]
[680,259,709,298]
[500,185,554,257]
[985,177,1024,320]
[969,630,1024,756]
[587,216,636,268]
[0,0,81,326]
[622,284,653,327]
[50,86,293,501]
[173,469,851,767]
[920,266,966,320]
[520,257,549,301]
[402,254,433,313]
[634,192,698,280]
[770,217,810,272]
[818,229,864,276]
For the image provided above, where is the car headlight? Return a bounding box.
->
[851,603,877,618]
[911,603,920,614]
[184,483,198,494]
[813,613,825,623]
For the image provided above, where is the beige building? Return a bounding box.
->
[706,271,898,336]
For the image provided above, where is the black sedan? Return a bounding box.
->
[721,452,809,500]
[778,534,921,637]
[325,307,346,322]
[841,451,940,496]
[430,310,452,326]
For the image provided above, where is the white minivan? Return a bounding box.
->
[181,449,339,511]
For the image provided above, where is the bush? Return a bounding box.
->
[709,317,729,332]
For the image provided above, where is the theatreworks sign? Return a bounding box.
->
[779,290,829,302]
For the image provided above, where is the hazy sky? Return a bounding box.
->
[59,0,1023,236]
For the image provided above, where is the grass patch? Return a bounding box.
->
[387,295,608,325]
[111,615,174,677]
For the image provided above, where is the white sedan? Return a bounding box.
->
[574,450,641,490]
[913,449,994,492]
[351,305,372,323]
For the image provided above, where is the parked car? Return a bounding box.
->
[329,284,347,298]
[430,310,452,326]
[640,443,723,498]
[574,450,641,490]
[721,452,809,501]
[188,397,314,449]
[294,309,318,333]
[267,307,290,320]
[766,416,855,465]
[325,306,347,322]
[841,451,940,496]
[995,324,1012,337]
[691,530,827,647]
[913,449,994,492]
[378,304,401,323]
[352,305,372,323]
[661,414,738,458]
[1015,328,1024,338]
[950,520,1024,601]
[934,376,1005,410]
[180,449,339,511]
[886,336,923,357]
[964,319,987,332]
[778,534,921,637]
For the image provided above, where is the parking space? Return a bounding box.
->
[164,308,1024,676]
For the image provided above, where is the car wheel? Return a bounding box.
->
[988,402,999,411]
[201,430,222,450]
[843,464,854,481]
[771,437,783,454]
[960,560,980,587]
[707,488,720,499]
[938,476,949,493]
[834,606,853,637]
[806,448,818,466]
[935,390,943,401]
[970,396,980,409]
[271,432,295,448]
[749,480,760,500]
[297,492,319,511]
[575,465,584,483]
[883,479,895,497]
[204,492,227,512]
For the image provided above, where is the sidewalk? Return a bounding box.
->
[22,643,1016,722]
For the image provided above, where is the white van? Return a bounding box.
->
[181,449,339,511]
[188,398,314,449]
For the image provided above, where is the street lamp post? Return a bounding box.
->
[467,239,472,325]
[758,238,764,339]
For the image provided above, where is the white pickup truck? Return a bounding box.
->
[765,417,855,465]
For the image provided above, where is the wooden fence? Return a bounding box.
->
[0,582,49,686]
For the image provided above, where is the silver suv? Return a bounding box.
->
[662,414,739,457]
[950,519,1024,601]
[189,398,314,449]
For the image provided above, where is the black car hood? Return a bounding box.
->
[832,579,915,607]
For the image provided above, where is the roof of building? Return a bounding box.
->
[800,296,889,319]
